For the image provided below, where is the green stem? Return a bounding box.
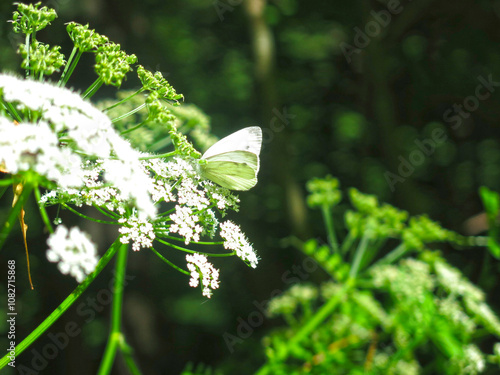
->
[119,340,142,375]
[0,239,121,369]
[83,77,104,99]
[255,282,352,375]
[139,151,178,161]
[150,246,189,275]
[34,185,54,234]
[0,178,14,187]
[58,47,81,87]
[156,238,233,256]
[349,233,370,279]
[159,234,224,246]
[322,204,338,253]
[0,181,33,251]
[104,88,145,112]
[340,232,356,255]
[120,120,147,135]
[1,98,23,123]
[111,103,146,124]
[93,204,120,220]
[374,243,408,267]
[62,203,118,225]
[98,242,128,374]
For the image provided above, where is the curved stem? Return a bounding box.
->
[98,242,129,374]
[62,203,118,225]
[0,238,121,369]
[104,88,145,112]
[150,246,189,275]
[111,103,146,124]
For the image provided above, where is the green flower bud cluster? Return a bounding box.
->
[19,41,65,76]
[11,2,56,35]
[94,43,137,88]
[138,65,183,103]
[66,22,109,52]
[306,175,341,209]
[346,188,408,239]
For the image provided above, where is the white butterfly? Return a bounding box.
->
[199,126,262,191]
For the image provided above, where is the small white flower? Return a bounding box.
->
[219,221,258,268]
[169,205,203,245]
[119,215,155,251]
[186,253,220,298]
[46,225,98,282]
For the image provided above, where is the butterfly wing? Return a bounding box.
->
[200,159,257,190]
[204,150,259,173]
[202,126,262,160]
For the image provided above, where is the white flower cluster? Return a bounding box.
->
[119,214,156,251]
[186,253,220,298]
[169,205,203,245]
[147,157,240,211]
[219,220,258,268]
[450,344,485,375]
[0,74,156,218]
[0,118,84,187]
[46,225,98,282]
[434,261,485,301]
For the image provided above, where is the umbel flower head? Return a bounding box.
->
[0,72,259,296]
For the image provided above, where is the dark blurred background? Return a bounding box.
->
[1,0,500,374]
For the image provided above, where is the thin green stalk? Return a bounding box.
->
[0,239,121,369]
[111,103,146,124]
[160,234,224,246]
[1,99,23,123]
[0,185,8,199]
[83,77,104,99]
[98,242,129,374]
[34,185,54,234]
[62,203,118,225]
[0,181,33,251]
[93,204,120,220]
[156,238,234,256]
[0,178,15,187]
[119,340,142,375]
[255,282,352,375]
[58,47,81,87]
[150,246,189,274]
[120,120,147,135]
[349,233,370,279]
[322,204,339,253]
[373,243,407,267]
[340,232,356,255]
[139,151,178,161]
[104,88,145,112]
